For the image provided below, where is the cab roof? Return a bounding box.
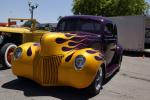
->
[61,15,113,24]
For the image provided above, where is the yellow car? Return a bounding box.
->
[0,18,50,68]
[12,15,123,95]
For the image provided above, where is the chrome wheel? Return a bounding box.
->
[95,69,103,91]
[0,43,17,68]
[6,46,16,66]
[87,66,104,95]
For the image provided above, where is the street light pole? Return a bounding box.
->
[28,0,39,19]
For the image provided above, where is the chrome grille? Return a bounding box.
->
[33,55,63,85]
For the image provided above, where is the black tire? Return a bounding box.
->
[0,35,4,45]
[0,43,17,68]
[87,66,104,95]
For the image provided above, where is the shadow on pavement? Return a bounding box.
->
[0,67,10,71]
[2,79,95,100]
[1,70,119,99]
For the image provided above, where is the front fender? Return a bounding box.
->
[58,48,105,88]
[12,42,40,79]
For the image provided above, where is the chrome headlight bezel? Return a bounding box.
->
[74,55,86,70]
[14,47,22,60]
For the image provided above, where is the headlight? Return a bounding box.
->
[14,47,22,59]
[74,55,86,70]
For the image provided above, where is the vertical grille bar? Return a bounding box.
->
[33,55,63,85]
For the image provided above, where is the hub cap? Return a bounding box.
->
[7,48,15,64]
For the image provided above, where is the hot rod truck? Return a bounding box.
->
[0,18,50,68]
[12,15,123,95]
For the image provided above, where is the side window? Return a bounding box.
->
[113,24,118,35]
[104,23,113,34]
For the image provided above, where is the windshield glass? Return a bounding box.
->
[57,19,102,34]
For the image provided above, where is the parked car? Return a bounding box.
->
[0,18,50,68]
[12,15,123,95]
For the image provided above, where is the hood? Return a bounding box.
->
[0,27,31,33]
[40,32,101,56]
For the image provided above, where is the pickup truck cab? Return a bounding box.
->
[12,15,123,95]
[0,18,50,68]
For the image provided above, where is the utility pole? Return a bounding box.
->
[28,0,39,19]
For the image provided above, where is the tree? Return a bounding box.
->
[72,0,149,16]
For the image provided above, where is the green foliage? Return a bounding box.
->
[72,0,150,16]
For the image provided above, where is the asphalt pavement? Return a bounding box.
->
[0,56,150,100]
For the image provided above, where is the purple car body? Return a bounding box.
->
[57,15,123,77]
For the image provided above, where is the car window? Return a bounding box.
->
[58,19,78,31]
[113,24,117,35]
[94,22,101,33]
[57,18,102,34]
[104,23,113,34]
[80,21,95,32]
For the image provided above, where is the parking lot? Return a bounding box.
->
[0,55,150,100]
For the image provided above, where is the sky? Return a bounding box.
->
[0,0,73,23]
[0,0,150,23]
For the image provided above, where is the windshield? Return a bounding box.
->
[57,19,102,34]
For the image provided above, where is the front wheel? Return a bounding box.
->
[0,43,17,68]
[0,35,4,45]
[87,67,104,95]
